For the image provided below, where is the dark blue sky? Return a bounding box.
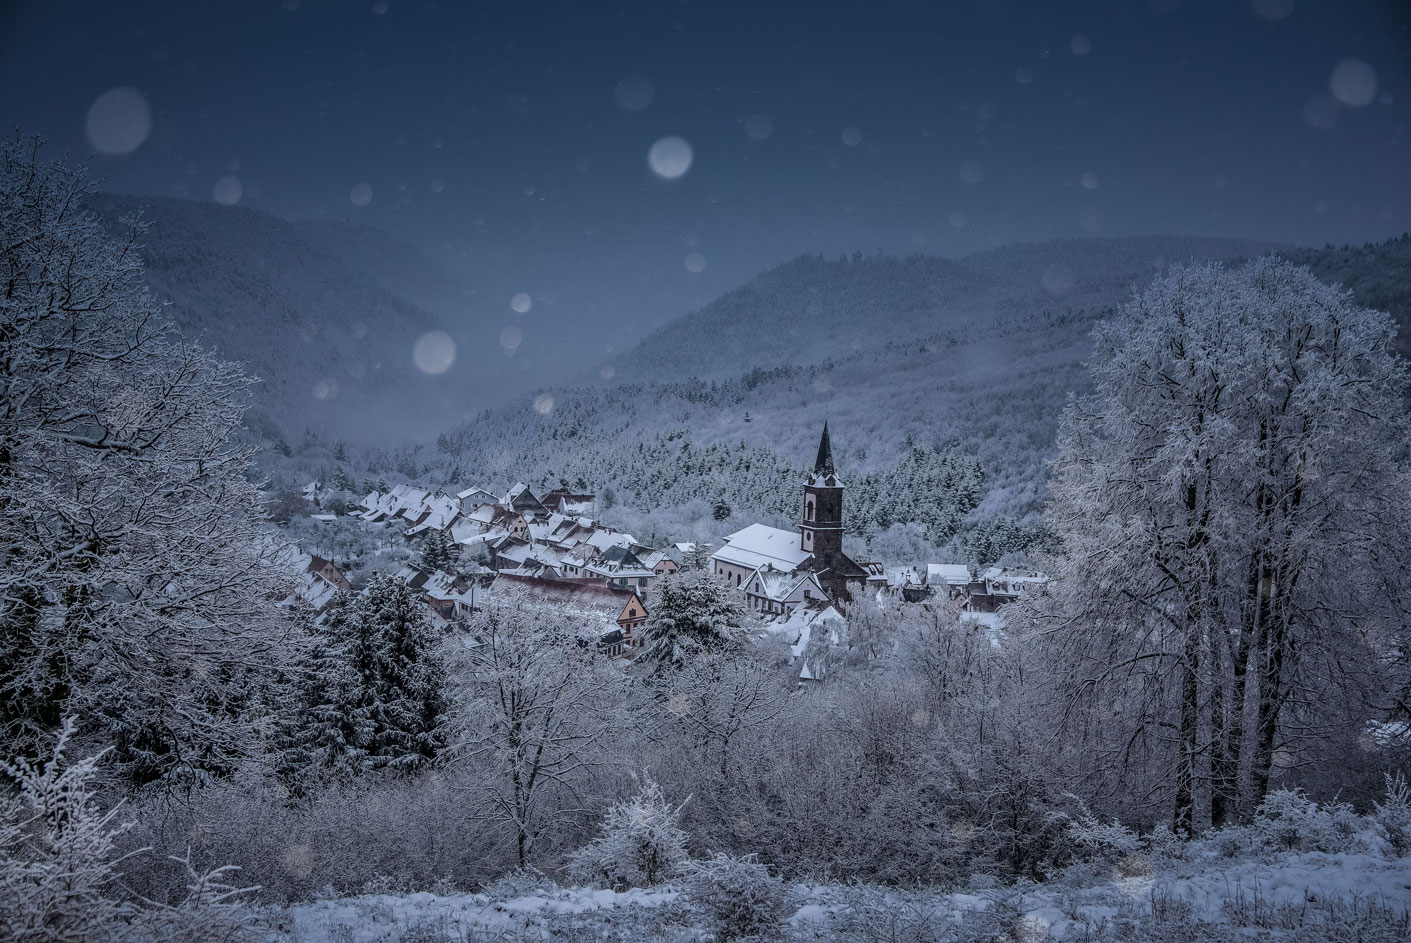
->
[2,0,1409,375]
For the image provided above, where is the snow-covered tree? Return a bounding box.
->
[635,569,748,674]
[566,775,688,889]
[0,719,263,941]
[418,528,456,574]
[277,575,447,783]
[448,590,620,867]
[1029,259,1411,831]
[0,135,293,786]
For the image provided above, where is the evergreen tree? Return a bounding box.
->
[636,570,747,674]
[276,576,447,786]
[419,528,456,573]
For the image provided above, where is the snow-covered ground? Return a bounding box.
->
[274,851,1411,942]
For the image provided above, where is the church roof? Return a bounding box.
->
[813,421,836,477]
[807,421,843,486]
[711,523,812,572]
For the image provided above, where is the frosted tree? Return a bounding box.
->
[0,719,262,941]
[643,648,791,791]
[418,528,456,574]
[566,775,688,889]
[276,575,447,784]
[0,135,293,786]
[1030,259,1411,831]
[635,569,748,674]
[448,590,620,867]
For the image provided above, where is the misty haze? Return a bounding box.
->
[1,2,1410,941]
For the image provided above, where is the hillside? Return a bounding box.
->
[604,236,1278,383]
[292,217,470,322]
[430,235,1411,565]
[84,193,491,443]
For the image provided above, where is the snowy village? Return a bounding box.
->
[279,422,1046,685]
[2,2,1411,942]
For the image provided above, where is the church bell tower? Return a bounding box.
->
[800,422,844,563]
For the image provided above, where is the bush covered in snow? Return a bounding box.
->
[567,777,688,890]
[0,720,264,942]
[1373,771,1411,857]
[1250,788,1365,855]
[681,853,792,942]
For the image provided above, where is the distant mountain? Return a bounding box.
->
[433,234,1411,565]
[85,194,496,443]
[1286,234,1411,361]
[605,236,1278,383]
[292,217,469,322]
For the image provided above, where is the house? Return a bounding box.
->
[395,565,479,623]
[456,486,498,514]
[712,423,875,603]
[486,507,530,541]
[639,549,679,576]
[967,567,1049,613]
[422,570,480,622]
[406,492,460,536]
[264,540,345,616]
[765,599,846,682]
[542,488,596,516]
[493,573,648,655]
[584,544,655,591]
[742,565,827,617]
[927,563,972,591]
[503,482,549,519]
[306,553,351,592]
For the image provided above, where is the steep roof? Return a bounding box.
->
[813,421,835,477]
[712,523,812,572]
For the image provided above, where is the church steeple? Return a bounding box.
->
[813,421,835,478]
[800,421,844,559]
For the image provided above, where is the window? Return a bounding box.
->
[803,589,811,599]
[806,498,815,521]
[735,574,741,586]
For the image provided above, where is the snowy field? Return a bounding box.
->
[275,851,1411,942]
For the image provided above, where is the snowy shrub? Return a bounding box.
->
[681,853,791,942]
[567,777,688,889]
[481,866,559,901]
[0,720,263,941]
[1066,805,1141,859]
[122,768,509,904]
[1372,771,1411,857]
[1251,788,1367,854]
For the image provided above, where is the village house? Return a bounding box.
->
[503,482,549,519]
[742,565,825,617]
[966,567,1049,613]
[493,573,648,657]
[541,488,596,516]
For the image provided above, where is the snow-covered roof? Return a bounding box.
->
[586,529,635,552]
[747,565,822,603]
[927,563,971,585]
[712,523,812,572]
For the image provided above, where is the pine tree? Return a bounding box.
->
[636,570,747,674]
[419,529,456,573]
[276,576,447,785]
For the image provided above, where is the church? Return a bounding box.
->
[710,423,877,608]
